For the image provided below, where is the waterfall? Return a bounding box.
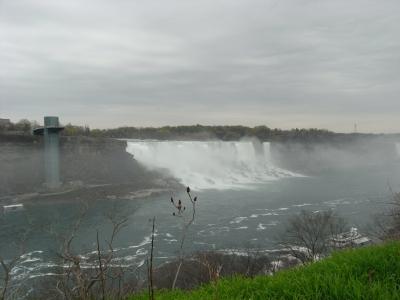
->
[126,140,301,190]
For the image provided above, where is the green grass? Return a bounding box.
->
[128,242,400,300]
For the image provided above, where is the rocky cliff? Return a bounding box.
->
[0,135,179,200]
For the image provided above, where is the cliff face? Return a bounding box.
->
[0,135,43,196]
[60,136,146,185]
[0,135,171,197]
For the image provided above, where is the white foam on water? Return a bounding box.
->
[257,223,267,231]
[250,212,280,218]
[324,198,354,206]
[128,234,152,249]
[293,203,312,207]
[126,140,303,190]
[135,248,148,256]
[163,238,178,243]
[257,221,279,231]
[197,226,230,237]
[234,226,248,230]
[230,216,248,224]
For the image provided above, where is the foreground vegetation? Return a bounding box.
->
[129,241,400,300]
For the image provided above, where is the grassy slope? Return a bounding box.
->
[129,242,400,300]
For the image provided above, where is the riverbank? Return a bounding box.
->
[129,241,400,300]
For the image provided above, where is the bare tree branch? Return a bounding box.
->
[170,186,198,289]
[280,210,346,263]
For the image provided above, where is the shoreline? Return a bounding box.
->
[1,180,182,206]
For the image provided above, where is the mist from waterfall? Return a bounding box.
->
[126,140,301,190]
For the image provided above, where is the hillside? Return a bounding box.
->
[129,242,400,300]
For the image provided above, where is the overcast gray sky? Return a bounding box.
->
[1,0,399,132]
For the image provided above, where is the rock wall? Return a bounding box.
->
[0,135,167,197]
[0,135,43,195]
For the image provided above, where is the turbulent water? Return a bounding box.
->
[2,139,400,298]
[126,140,302,190]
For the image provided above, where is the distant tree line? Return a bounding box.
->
[0,120,91,137]
[66,124,386,143]
[0,119,39,135]
[2,119,392,142]
[63,124,342,142]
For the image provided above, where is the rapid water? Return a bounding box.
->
[126,140,301,190]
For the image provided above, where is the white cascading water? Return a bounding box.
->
[126,140,301,190]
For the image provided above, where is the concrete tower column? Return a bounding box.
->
[33,116,64,190]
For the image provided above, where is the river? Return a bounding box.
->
[1,140,400,297]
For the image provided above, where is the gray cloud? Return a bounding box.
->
[0,0,399,132]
